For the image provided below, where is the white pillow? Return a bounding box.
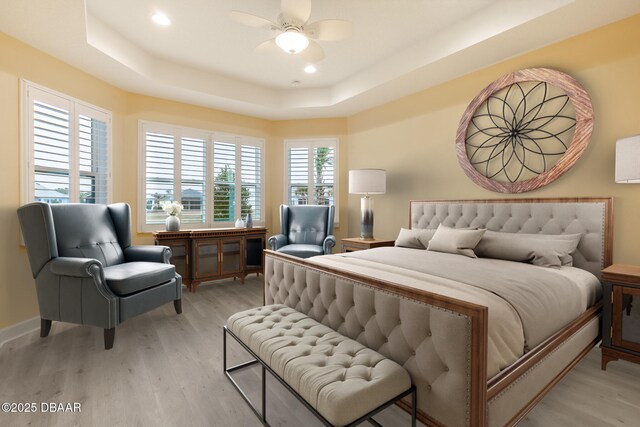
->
[475,230,582,268]
[426,224,486,258]
[395,228,437,249]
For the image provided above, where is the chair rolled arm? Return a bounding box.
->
[42,258,117,329]
[323,235,336,255]
[124,245,172,264]
[268,234,288,250]
[50,257,103,278]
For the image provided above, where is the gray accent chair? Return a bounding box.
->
[17,202,182,350]
[268,204,336,258]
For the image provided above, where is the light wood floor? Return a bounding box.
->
[1,276,639,427]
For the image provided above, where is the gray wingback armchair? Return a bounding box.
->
[17,202,182,350]
[268,204,336,258]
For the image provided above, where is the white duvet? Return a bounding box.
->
[307,247,601,378]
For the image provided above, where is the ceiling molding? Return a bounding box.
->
[1,0,639,119]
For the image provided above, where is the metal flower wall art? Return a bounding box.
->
[456,68,594,193]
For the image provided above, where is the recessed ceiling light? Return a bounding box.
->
[291,80,301,87]
[152,12,171,26]
[304,65,317,74]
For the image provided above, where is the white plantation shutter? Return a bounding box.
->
[241,144,262,220]
[213,140,236,223]
[23,82,111,206]
[139,122,264,231]
[288,147,309,205]
[313,146,334,206]
[285,139,338,216]
[33,100,71,203]
[145,132,175,224]
[181,137,206,224]
[78,111,109,204]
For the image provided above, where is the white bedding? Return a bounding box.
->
[307,247,601,378]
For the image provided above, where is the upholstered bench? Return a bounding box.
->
[224,304,416,427]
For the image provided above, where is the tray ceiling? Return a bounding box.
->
[1,0,639,119]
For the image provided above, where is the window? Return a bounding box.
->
[284,138,338,215]
[181,136,207,223]
[21,81,111,205]
[213,139,236,222]
[139,121,264,231]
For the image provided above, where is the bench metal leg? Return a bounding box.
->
[223,327,269,426]
[411,386,417,427]
[262,365,267,424]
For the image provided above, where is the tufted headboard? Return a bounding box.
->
[410,198,613,279]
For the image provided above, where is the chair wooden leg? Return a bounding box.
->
[104,328,115,350]
[40,319,52,338]
[174,299,182,314]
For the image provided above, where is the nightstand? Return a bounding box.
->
[601,264,640,370]
[341,237,395,253]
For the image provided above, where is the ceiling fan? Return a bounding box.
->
[230,0,353,63]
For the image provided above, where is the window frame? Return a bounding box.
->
[284,138,339,223]
[138,121,265,232]
[20,80,113,207]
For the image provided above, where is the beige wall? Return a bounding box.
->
[0,34,273,329]
[0,32,126,330]
[347,14,640,266]
[2,13,640,330]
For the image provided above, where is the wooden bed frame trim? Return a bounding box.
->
[266,250,488,426]
[505,335,599,426]
[486,301,602,398]
[266,197,612,426]
[266,250,601,426]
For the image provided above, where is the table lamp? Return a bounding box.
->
[616,136,640,183]
[349,169,386,240]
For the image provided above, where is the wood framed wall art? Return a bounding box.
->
[456,68,594,193]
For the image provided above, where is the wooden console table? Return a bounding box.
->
[153,227,267,292]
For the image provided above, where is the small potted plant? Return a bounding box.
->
[162,201,183,231]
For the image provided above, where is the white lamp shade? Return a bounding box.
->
[615,136,640,183]
[349,169,386,194]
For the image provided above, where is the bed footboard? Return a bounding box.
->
[265,251,488,427]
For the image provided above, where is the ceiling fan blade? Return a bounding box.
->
[231,11,278,30]
[305,20,353,41]
[255,39,279,53]
[298,40,325,63]
[281,0,312,24]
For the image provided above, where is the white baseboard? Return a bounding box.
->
[0,316,40,348]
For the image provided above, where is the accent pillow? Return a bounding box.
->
[426,225,486,258]
[475,230,582,268]
[521,232,583,266]
[394,228,437,249]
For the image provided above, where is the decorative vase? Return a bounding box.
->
[245,212,253,228]
[165,215,180,231]
[234,218,245,228]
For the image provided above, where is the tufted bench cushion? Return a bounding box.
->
[227,304,412,427]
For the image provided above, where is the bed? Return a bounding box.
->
[263,198,613,426]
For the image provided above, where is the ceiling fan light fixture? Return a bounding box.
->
[276,30,309,54]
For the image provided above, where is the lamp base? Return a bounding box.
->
[360,196,374,240]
